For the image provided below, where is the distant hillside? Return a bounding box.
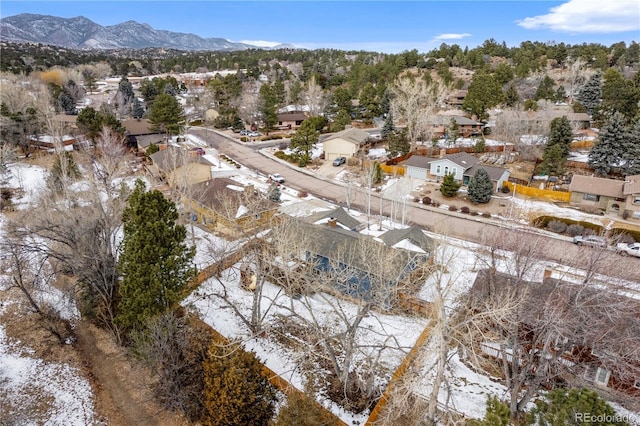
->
[0,13,283,51]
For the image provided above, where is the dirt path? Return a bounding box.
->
[74,321,186,426]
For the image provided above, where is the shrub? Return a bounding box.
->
[448,205,458,211]
[460,206,471,214]
[501,185,510,194]
[470,211,479,216]
[422,196,432,205]
[274,150,287,160]
[414,197,421,202]
[482,212,491,218]
[547,220,568,234]
[566,224,585,237]
[433,202,441,207]
[298,190,308,198]
[533,215,602,234]
[240,137,248,142]
[278,142,289,150]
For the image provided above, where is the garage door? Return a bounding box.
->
[406,166,426,180]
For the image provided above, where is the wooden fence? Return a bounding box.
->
[503,181,571,202]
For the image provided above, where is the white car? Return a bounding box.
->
[616,242,640,257]
[269,173,285,183]
[572,235,608,248]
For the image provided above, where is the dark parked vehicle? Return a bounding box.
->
[332,156,346,166]
[191,147,206,155]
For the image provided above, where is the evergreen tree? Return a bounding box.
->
[526,388,623,426]
[504,82,519,107]
[48,151,80,192]
[57,91,76,115]
[201,343,276,426]
[330,109,352,132]
[538,144,566,176]
[119,76,135,105]
[132,98,145,119]
[116,180,196,334]
[463,72,503,121]
[588,111,628,176]
[534,75,556,101]
[290,119,320,165]
[467,395,510,426]
[387,127,409,158]
[381,111,395,140]
[622,119,640,175]
[547,116,573,158]
[575,72,602,116]
[267,183,281,202]
[149,93,185,136]
[467,168,494,204]
[259,83,278,133]
[601,68,638,120]
[440,173,461,197]
[554,86,567,103]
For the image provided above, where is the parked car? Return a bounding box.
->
[616,242,640,257]
[248,131,260,137]
[191,147,206,155]
[332,156,346,166]
[572,235,608,248]
[269,173,285,183]
[240,130,250,136]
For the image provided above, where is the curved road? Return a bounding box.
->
[191,127,640,283]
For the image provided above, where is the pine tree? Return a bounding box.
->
[467,395,510,426]
[57,91,76,115]
[290,119,320,163]
[547,115,573,157]
[387,127,409,158]
[575,72,602,116]
[467,168,494,204]
[622,119,640,175]
[48,151,81,192]
[381,111,394,140]
[132,98,145,119]
[201,343,276,426]
[267,183,281,202]
[526,388,620,426]
[534,75,555,101]
[463,72,503,121]
[504,82,519,107]
[440,173,461,197]
[149,93,185,135]
[588,111,628,176]
[116,179,196,334]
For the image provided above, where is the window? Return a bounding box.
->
[634,211,640,219]
[634,380,640,389]
[634,196,640,205]
[444,166,449,176]
[583,193,600,202]
[595,367,610,386]
[436,165,441,174]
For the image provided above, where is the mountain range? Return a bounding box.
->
[0,13,293,51]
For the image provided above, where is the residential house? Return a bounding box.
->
[446,90,467,107]
[623,175,640,221]
[569,175,626,216]
[121,119,160,150]
[322,127,370,161]
[429,115,483,138]
[135,134,165,153]
[184,178,279,237]
[28,134,76,152]
[149,146,214,187]
[403,152,510,192]
[470,268,640,399]
[377,225,434,255]
[277,111,308,131]
[304,206,363,231]
[296,219,432,308]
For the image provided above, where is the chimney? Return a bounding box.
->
[439,148,446,158]
[327,218,337,227]
[543,264,554,280]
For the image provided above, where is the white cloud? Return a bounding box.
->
[516,0,640,33]
[433,33,472,40]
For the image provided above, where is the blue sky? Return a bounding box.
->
[1,1,638,53]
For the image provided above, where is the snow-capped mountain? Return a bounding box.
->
[0,13,265,51]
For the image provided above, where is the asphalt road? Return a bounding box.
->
[190,127,640,283]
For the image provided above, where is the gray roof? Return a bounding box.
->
[136,134,165,148]
[324,127,369,146]
[149,146,214,173]
[403,155,435,169]
[378,226,434,254]
[569,175,625,198]
[464,164,509,181]
[305,206,361,231]
[623,175,640,195]
[189,178,277,219]
[437,152,480,169]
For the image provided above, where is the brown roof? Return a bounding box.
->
[277,112,307,122]
[569,175,625,198]
[324,127,369,146]
[624,175,640,195]
[189,178,277,219]
[149,146,214,173]
[136,134,165,148]
[121,119,154,136]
